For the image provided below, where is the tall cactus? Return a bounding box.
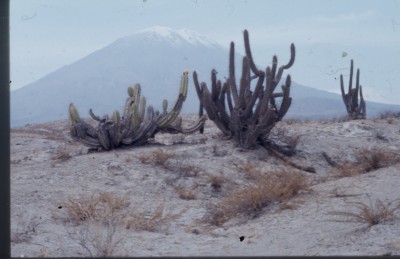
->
[69,71,207,151]
[193,29,295,149]
[340,59,366,119]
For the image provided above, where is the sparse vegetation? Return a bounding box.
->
[138,149,177,169]
[51,149,72,161]
[328,195,400,227]
[54,192,130,226]
[378,110,400,120]
[333,148,400,177]
[204,170,310,226]
[11,217,43,244]
[175,186,197,200]
[125,203,185,232]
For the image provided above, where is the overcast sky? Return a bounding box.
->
[10,0,400,104]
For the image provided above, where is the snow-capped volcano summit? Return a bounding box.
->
[133,26,220,47]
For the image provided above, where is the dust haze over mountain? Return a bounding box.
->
[10,26,400,127]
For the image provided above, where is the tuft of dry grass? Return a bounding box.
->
[125,203,186,232]
[51,149,72,161]
[328,195,400,227]
[54,192,130,226]
[174,186,197,200]
[204,170,310,226]
[138,149,176,169]
[333,148,400,177]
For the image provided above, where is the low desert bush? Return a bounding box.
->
[56,192,184,256]
[11,217,42,244]
[51,149,72,161]
[125,203,185,232]
[378,110,400,120]
[328,195,400,227]
[174,186,197,200]
[333,148,400,177]
[54,192,130,226]
[138,149,177,169]
[204,170,310,226]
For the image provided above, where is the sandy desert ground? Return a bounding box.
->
[10,114,400,257]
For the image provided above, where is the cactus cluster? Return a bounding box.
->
[193,30,295,149]
[69,71,207,151]
[340,59,366,119]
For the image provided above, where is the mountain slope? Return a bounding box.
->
[11,26,400,127]
[11,26,230,127]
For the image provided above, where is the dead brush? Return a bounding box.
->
[174,186,197,200]
[54,192,130,226]
[51,149,72,161]
[356,148,400,172]
[333,148,400,177]
[204,170,310,226]
[328,194,400,227]
[125,203,186,232]
[138,149,176,169]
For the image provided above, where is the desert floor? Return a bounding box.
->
[10,114,400,257]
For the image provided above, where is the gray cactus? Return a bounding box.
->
[69,71,207,151]
[340,59,366,119]
[193,29,295,149]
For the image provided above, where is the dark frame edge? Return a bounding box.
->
[0,0,11,258]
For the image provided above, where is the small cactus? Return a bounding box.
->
[68,71,207,151]
[340,59,366,119]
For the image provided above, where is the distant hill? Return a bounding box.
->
[11,26,400,127]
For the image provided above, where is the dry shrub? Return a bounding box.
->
[204,170,309,226]
[51,149,72,161]
[175,164,201,177]
[138,149,176,169]
[387,117,396,124]
[174,186,197,200]
[235,161,262,180]
[125,203,185,232]
[328,195,400,227]
[334,148,400,177]
[55,192,130,226]
[11,217,42,244]
[137,153,151,164]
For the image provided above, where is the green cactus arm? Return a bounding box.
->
[68,103,82,125]
[157,71,188,128]
[111,110,120,123]
[229,42,239,106]
[127,86,135,97]
[162,99,168,114]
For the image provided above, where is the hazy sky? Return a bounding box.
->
[10,0,400,104]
